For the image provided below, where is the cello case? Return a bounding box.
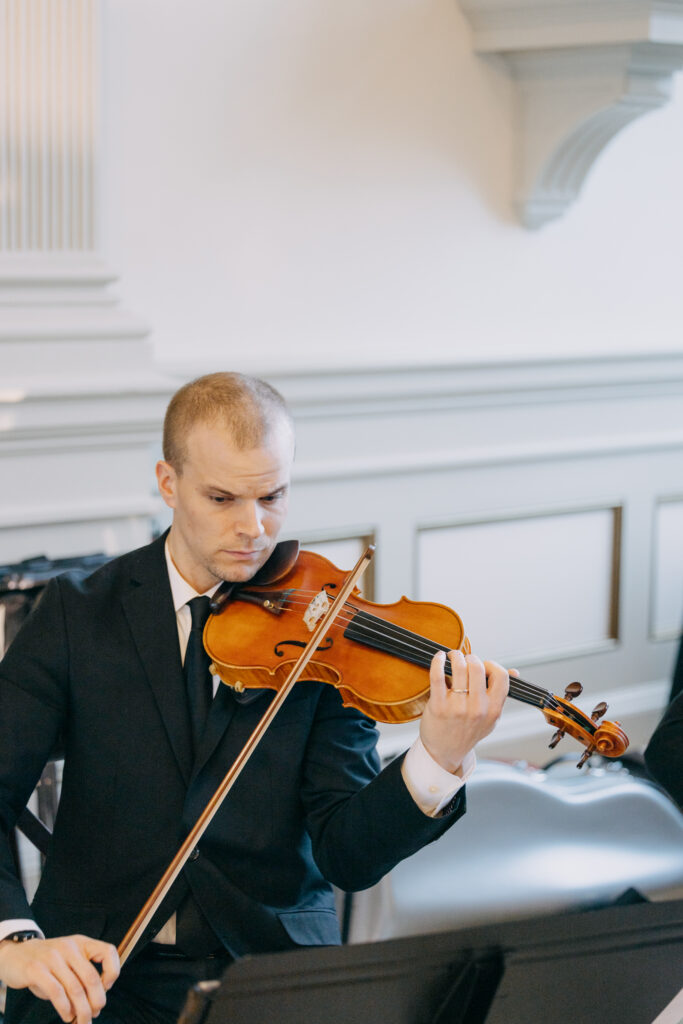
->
[346,756,683,943]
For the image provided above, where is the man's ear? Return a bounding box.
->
[156,460,178,509]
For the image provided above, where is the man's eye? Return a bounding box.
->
[210,495,231,504]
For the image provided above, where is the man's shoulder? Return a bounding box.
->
[55,532,168,599]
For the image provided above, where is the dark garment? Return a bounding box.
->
[183,595,213,758]
[109,948,230,1023]
[644,688,683,810]
[176,595,218,956]
[9,947,231,1024]
[670,630,683,702]
[0,533,466,1022]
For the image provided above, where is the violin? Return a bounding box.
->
[117,542,627,966]
[204,542,629,768]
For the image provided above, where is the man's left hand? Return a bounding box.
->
[419,651,509,774]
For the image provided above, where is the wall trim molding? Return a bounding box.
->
[8,427,681,474]
[0,496,160,531]
[162,351,683,414]
[5,352,682,471]
[5,350,683,440]
[292,432,683,483]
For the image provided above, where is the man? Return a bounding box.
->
[0,373,509,1023]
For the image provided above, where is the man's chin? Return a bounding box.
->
[212,550,271,583]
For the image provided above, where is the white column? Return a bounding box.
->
[0,0,173,562]
[0,0,97,251]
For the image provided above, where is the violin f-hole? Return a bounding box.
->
[274,637,334,657]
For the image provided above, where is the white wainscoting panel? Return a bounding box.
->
[651,498,683,641]
[416,507,619,666]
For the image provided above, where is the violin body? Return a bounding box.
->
[204,549,470,724]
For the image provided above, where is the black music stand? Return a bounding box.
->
[178,898,683,1024]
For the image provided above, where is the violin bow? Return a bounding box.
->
[116,545,375,967]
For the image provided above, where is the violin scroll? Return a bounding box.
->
[543,690,629,768]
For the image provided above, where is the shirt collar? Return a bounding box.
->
[164,540,222,612]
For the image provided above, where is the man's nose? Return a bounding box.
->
[236,501,265,538]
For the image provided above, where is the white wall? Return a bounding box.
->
[3,0,683,768]
[100,0,683,370]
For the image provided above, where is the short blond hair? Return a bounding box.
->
[162,372,293,472]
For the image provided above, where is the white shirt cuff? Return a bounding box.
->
[401,738,476,816]
[0,919,44,943]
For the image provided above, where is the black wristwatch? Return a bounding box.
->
[6,930,41,943]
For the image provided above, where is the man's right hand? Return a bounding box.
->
[0,934,120,1023]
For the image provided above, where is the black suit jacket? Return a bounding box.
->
[644,688,683,810]
[0,533,464,960]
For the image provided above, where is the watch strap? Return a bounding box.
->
[7,930,41,943]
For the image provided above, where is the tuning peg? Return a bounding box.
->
[591,701,607,723]
[564,681,583,701]
[548,727,565,749]
[576,746,595,769]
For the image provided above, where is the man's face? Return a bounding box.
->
[156,417,294,593]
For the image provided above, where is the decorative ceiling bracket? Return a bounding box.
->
[458,1,683,228]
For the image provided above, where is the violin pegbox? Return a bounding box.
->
[541,679,628,768]
[548,681,583,750]
[304,589,331,631]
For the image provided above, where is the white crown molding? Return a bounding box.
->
[290,431,683,484]
[5,351,683,440]
[458,0,683,227]
[0,496,160,531]
[167,350,683,415]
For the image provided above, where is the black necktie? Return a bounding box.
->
[176,595,223,957]
[184,596,213,757]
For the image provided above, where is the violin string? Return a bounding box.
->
[260,592,559,710]
[257,589,562,712]
[279,597,555,708]
[345,609,560,711]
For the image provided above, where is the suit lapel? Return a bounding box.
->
[120,533,275,784]
[192,682,273,776]
[121,534,194,785]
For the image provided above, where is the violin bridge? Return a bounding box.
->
[303,589,331,631]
